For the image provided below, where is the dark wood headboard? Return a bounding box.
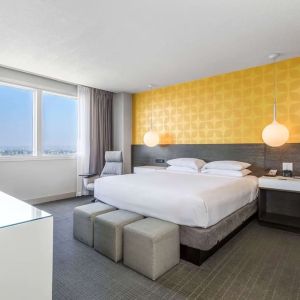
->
[132,143,300,176]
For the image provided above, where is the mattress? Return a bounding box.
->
[94,172,258,228]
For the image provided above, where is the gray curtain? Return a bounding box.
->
[89,88,113,174]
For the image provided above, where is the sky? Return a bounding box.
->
[0,85,77,151]
[43,92,77,151]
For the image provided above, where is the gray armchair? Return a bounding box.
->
[101,151,123,177]
[83,151,123,200]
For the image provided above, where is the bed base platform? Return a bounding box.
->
[179,200,257,266]
[180,213,256,265]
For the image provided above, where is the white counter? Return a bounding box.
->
[0,191,53,300]
[0,191,51,228]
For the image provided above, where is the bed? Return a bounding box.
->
[94,171,258,265]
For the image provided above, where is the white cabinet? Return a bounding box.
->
[0,191,53,300]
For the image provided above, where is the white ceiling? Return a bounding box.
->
[0,0,300,93]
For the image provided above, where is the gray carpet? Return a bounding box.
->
[36,197,300,300]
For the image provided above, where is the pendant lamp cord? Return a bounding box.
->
[151,86,153,130]
[149,84,153,130]
[273,56,277,121]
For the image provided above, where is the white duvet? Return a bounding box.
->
[94,172,258,228]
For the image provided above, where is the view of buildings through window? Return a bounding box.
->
[0,83,77,156]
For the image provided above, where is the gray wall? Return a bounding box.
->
[113,93,132,173]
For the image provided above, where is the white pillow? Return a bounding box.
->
[166,166,200,173]
[167,158,205,170]
[203,160,251,171]
[202,168,252,177]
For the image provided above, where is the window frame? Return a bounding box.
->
[0,81,78,161]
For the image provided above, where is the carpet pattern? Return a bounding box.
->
[36,197,300,300]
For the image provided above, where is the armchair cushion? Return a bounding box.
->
[105,151,123,162]
[101,162,122,177]
[101,151,123,177]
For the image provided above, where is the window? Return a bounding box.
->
[42,92,78,155]
[0,82,77,158]
[0,84,34,156]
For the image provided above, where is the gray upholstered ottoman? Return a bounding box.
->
[73,202,116,247]
[123,218,180,280]
[94,210,143,262]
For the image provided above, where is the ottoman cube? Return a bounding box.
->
[73,202,116,247]
[94,210,143,262]
[124,218,180,280]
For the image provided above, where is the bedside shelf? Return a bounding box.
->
[133,166,166,174]
[259,176,300,192]
[258,177,300,233]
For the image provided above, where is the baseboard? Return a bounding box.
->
[26,192,77,205]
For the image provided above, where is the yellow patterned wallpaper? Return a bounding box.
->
[132,57,300,144]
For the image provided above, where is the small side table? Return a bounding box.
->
[258,176,300,233]
[78,173,98,178]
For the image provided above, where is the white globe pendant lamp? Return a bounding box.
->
[262,54,289,147]
[144,130,159,147]
[143,85,159,147]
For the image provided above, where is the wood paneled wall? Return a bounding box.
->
[132,143,300,176]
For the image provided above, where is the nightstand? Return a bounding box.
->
[258,176,300,233]
[133,166,166,174]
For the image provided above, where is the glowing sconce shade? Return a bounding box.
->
[143,84,159,147]
[143,130,160,147]
[262,54,289,147]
